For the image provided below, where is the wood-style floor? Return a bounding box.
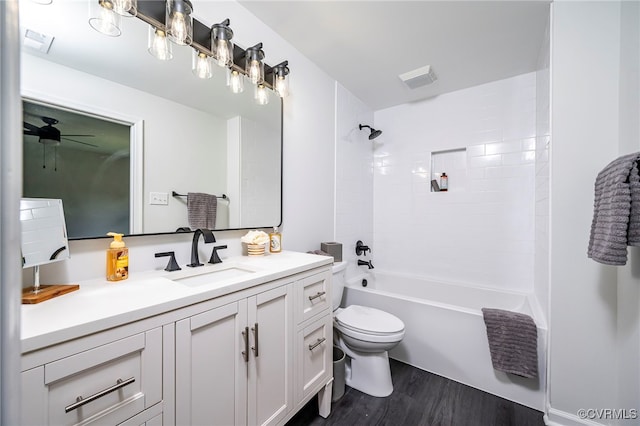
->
[286,359,545,426]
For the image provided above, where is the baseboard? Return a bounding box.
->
[545,408,605,426]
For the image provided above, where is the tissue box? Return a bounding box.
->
[321,242,342,262]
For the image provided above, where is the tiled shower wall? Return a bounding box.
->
[334,83,374,278]
[373,73,538,292]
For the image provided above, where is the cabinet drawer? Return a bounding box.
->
[297,314,333,401]
[297,270,331,324]
[43,328,162,426]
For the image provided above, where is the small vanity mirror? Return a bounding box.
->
[21,198,78,303]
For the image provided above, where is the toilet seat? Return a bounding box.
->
[335,305,405,343]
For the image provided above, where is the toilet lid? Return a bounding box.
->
[335,305,404,335]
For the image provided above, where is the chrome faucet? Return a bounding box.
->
[358,259,374,269]
[188,228,215,267]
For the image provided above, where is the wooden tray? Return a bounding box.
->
[22,284,79,304]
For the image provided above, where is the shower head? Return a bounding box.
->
[359,124,382,140]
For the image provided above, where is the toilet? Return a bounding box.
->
[331,261,405,397]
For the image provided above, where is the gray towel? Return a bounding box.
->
[481,308,538,379]
[187,192,217,229]
[588,152,640,265]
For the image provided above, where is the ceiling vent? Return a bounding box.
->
[399,65,437,89]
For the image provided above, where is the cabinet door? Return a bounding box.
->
[247,285,293,426]
[175,300,248,426]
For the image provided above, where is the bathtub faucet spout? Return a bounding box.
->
[358,259,374,269]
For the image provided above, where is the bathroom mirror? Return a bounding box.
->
[20,198,70,269]
[19,0,282,239]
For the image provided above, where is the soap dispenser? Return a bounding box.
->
[106,232,129,281]
[269,226,282,253]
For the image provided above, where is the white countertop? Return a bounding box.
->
[22,251,333,354]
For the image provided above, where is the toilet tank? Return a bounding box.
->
[331,261,347,311]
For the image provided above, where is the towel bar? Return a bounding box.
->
[172,191,229,201]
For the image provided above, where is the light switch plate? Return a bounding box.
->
[150,192,168,205]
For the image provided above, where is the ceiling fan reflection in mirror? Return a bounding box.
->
[23,116,97,170]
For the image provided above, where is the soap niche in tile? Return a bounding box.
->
[431,148,467,192]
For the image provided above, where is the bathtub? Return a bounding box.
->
[342,270,547,411]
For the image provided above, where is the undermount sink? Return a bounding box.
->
[171,265,256,287]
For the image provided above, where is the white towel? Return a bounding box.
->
[187,192,217,229]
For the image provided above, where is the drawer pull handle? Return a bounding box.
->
[308,337,326,351]
[65,377,135,413]
[242,326,249,363]
[251,323,259,357]
[308,291,326,301]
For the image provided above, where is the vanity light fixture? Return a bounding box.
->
[255,83,269,105]
[228,69,245,94]
[88,0,290,101]
[112,0,137,17]
[211,19,234,68]
[272,60,289,98]
[166,0,193,46]
[192,50,213,79]
[88,0,122,37]
[245,43,265,85]
[148,27,173,60]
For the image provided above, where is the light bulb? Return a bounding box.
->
[193,51,213,79]
[255,84,269,105]
[275,76,288,97]
[215,39,231,67]
[148,28,173,60]
[166,0,193,45]
[89,0,122,37]
[228,70,244,94]
[112,0,136,16]
[248,60,262,84]
[171,12,188,43]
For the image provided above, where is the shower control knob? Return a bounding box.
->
[355,240,371,256]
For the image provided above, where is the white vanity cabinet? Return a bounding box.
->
[21,254,334,426]
[21,327,164,426]
[175,283,293,426]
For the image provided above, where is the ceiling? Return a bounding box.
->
[239,1,551,111]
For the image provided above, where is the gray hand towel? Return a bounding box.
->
[588,152,640,265]
[187,192,217,230]
[481,308,538,379]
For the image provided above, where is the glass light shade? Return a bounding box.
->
[112,0,137,16]
[192,51,213,79]
[211,21,234,68]
[274,75,289,97]
[245,44,265,85]
[166,0,193,46]
[227,69,244,94]
[255,84,269,105]
[272,61,290,98]
[148,27,173,60]
[88,0,122,37]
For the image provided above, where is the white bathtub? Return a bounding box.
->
[342,270,547,411]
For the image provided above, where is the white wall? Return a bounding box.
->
[27,0,337,285]
[373,73,537,293]
[535,16,551,324]
[548,2,640,424]
[334,83,374,277]
[616,1,640,418]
